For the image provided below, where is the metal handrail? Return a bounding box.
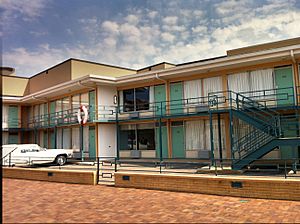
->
[20,86,299,128]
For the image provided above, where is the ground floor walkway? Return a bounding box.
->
[3,178,300,223]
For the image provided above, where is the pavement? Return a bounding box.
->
[3,178,300,223]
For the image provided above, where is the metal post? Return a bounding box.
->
[54,126,57,148]
[96,157,100,184]
[159,162,162,174]
[159,117,163,163]
[114,157,117,172]
[34,128,37,143]
[80,124,84,161]
[229,94,234,163]
[215,162,217,176]
[116,107,120,160]
[284,160,287,179]
[209,111,215,166]
[236,93,239,110]
[218,113,223,163]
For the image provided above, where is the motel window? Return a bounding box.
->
[123,87,150,112]
[120,123,155,150]
[120,124,136,150]
[137,123,155,150]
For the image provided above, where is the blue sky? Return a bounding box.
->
[1,0,300,77]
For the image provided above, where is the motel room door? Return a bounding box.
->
[280,114,299,159]
[275,66,294,106]
[170,82,183,115]
[154,85,166,116]
[155,123,168,159]
[89,126,96,158]
[171,121,185,158]
[89,91,96,121]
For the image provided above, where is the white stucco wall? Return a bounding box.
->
[97,85,117,106]
[97,85,117,120]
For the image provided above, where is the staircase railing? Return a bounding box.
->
[208,90,282,163]
[2,146,18,167]
[232,126,275,160]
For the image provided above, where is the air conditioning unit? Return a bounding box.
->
[195,105,209,113]
[198,150,211,159]
[130,150,141,158]
[129,112,139,119]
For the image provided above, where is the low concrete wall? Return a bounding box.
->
[3,167,97,185]
[115,172,300,201]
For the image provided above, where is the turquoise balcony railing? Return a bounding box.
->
[22,86,300,129]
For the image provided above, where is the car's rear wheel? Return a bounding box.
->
[55,155,67,166]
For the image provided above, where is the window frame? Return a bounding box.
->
[122,86,150,112]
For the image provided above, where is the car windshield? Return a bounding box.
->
[38,146,47,151]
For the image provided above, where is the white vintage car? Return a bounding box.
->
[2,144,73,166]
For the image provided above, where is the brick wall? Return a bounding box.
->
[115,172,300,201]
[3,168,97,185]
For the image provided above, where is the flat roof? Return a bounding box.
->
[137,62,176,71]
[227,37,300,56]
[29,58,136,79]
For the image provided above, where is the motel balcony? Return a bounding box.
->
[20,86,300,129]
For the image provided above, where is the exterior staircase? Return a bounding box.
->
[224,92,299,170]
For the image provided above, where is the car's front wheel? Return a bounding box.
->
[55,155,67,166]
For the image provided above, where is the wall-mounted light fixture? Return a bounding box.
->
[113,95,118,104]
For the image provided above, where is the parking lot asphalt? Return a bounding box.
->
[3,178,300,223]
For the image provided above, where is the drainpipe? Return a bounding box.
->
[155,73,172,160]
[290,50,296,64]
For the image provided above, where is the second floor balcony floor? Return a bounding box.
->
[3,85,300,130]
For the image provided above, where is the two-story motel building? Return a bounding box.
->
[2,38,300,169]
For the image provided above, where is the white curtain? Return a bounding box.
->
[228,72,250,94]
[204,120,211,151]
[184,79,202,104]
[83,126,89,153]
[212,119,226,159]
[250,68,274,99]
[185,120,205,150]
[56,128,63,149]
[63,128,71,149]
[203,76,223,97]
[204,119,226,157]
[2,105,9,128]
[2,132,8,144]
[71,127,80,151]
